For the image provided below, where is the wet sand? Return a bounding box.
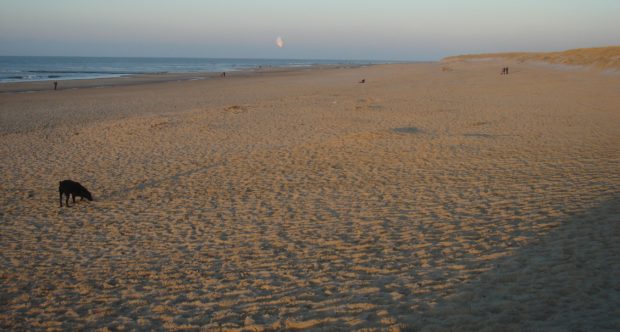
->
[1,60,619,330]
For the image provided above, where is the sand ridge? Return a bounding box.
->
[443,46,620,71]
[1,61,619,330]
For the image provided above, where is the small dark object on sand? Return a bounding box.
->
[54,81,58,90]
[359,79,365,83]
[59,180,93,207]
[220,72,226,77]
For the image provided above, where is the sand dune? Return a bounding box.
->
[1,61,619,330]
[443,46,620,70]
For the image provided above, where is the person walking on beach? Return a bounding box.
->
[53,81,58,90]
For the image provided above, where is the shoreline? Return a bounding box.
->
[0,63,383,94]
[5,50,618,95]
[1,63,426,135]
[0,60,616,135]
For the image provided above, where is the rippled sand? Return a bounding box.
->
[1,61,619,330]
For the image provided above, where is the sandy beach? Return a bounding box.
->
[1,58,619,330]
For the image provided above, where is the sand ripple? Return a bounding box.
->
[1,62,619,330]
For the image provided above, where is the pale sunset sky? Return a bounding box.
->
[1,0,618,60]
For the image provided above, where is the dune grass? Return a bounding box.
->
[443,46,620,69]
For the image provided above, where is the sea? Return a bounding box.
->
[0,56,397,83]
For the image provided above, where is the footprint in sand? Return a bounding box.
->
[463,133,495,138]
[224,105,250,114]
[393,127,422,134]
[355,98,383,111]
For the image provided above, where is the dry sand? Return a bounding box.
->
[1,58,619,331]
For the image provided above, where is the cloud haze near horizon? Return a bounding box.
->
[1,0,619,60]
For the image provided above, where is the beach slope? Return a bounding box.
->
[1,58,619,330]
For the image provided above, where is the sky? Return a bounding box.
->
[1,0,619,60]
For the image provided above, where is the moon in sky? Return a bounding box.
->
[276,36,284,48]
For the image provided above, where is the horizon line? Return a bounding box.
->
[0,54,432,63]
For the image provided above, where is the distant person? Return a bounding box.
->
[54,81,58,90]
[505,67,509,75]
[220,72,226,77]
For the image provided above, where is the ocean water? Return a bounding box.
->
[0,56,393,83]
